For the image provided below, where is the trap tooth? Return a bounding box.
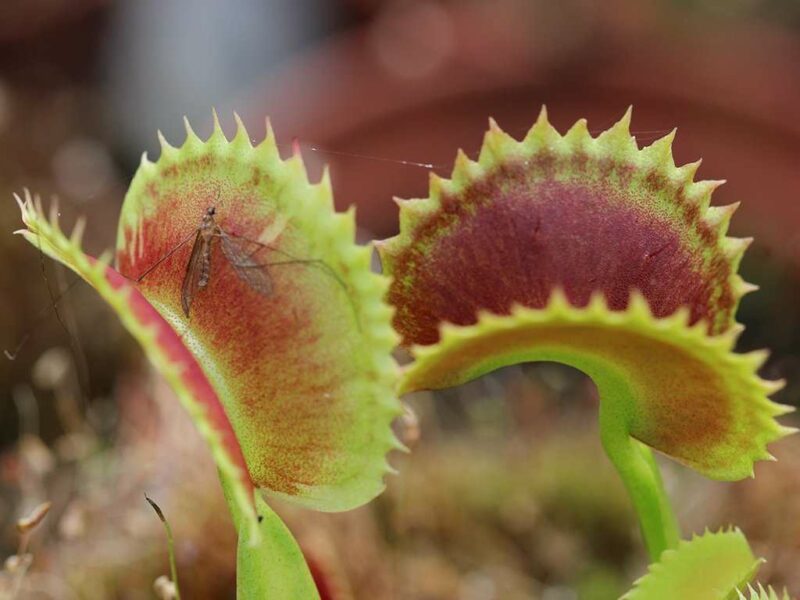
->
[397,199,431,232]
[705,202,740,233]
[760,378,787,395]
[12,191,27,214]
[726,323,746,346]
[619,104,634,129]
[285,148,309,184]
[392,195,410,208]
[70,217,86,246]
[389,433,410,453]
[290,136,303,159]
[26,196,37,223]
[479,118,518,164]
[724,237,753,264]
[675,159,702,185]
[687,179,723,211]
[138,151,155,174]
[487,117,519,147]
[628,292,655,319]
[208,108,227,144]
[709,328,737,353]
[641,130,677,169]
[156,130,176,156]
[264,117,276,145]
[231,112,252,150]
[760,449,777,462]
[48,197,61,230]
[563,118,591,147]
[596,107,636,155]
[670,304,693,328]
[524,106,560,149]
[383,458,399,476]
[586,291,609,315]
[32,193,44,216]
[95,249,114,268]
[732,275,759,298]
[182,116,202,149]
[743,348,770,370]
[770,403,794,421]
[428,171,448,199]
[256,117,281,164]
[318,165,333,195]
[451,149,477,185]
[547,288,571,312]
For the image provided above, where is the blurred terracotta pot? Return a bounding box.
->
[234,0,800,267]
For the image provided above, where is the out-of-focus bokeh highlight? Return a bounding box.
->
[1,1,800,597]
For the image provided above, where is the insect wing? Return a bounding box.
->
[219,232,274,297]
[180,230,206,317]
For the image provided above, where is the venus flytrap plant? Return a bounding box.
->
[13,113,401,598]
[11,107,797,597]
[377,108,796,596]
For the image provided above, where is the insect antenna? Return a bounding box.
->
[122,228,199,283]
[6,224,193,360]
[6,222,95,410]
[49,258,93,406]
[37,230,93,405]
[4,278,82,360]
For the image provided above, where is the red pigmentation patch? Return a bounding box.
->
[387,158,734,346]
[114,121,399,511]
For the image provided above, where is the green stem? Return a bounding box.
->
[219,470,320,600]
[598,397,680,560]
[478,349,682,561]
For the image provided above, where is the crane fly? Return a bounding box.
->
[131,205,346,318]
[179,206,272,317]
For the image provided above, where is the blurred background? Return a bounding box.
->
[1,0,800,598]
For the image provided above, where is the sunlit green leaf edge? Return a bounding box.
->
[400,292,793,481]
[13,191,261,542]
[621,528,762,600]
[116,114,403,511]
[220,468,320,600]
[737,584,794,600]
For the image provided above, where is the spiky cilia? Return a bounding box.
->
[379,108,794,562]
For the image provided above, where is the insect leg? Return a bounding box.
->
[214,232,347,289]
[231,257,347,295]
[4,278,84,360]
[233,258,361,330]
[122,228,199,283]
[214,231,361,329]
